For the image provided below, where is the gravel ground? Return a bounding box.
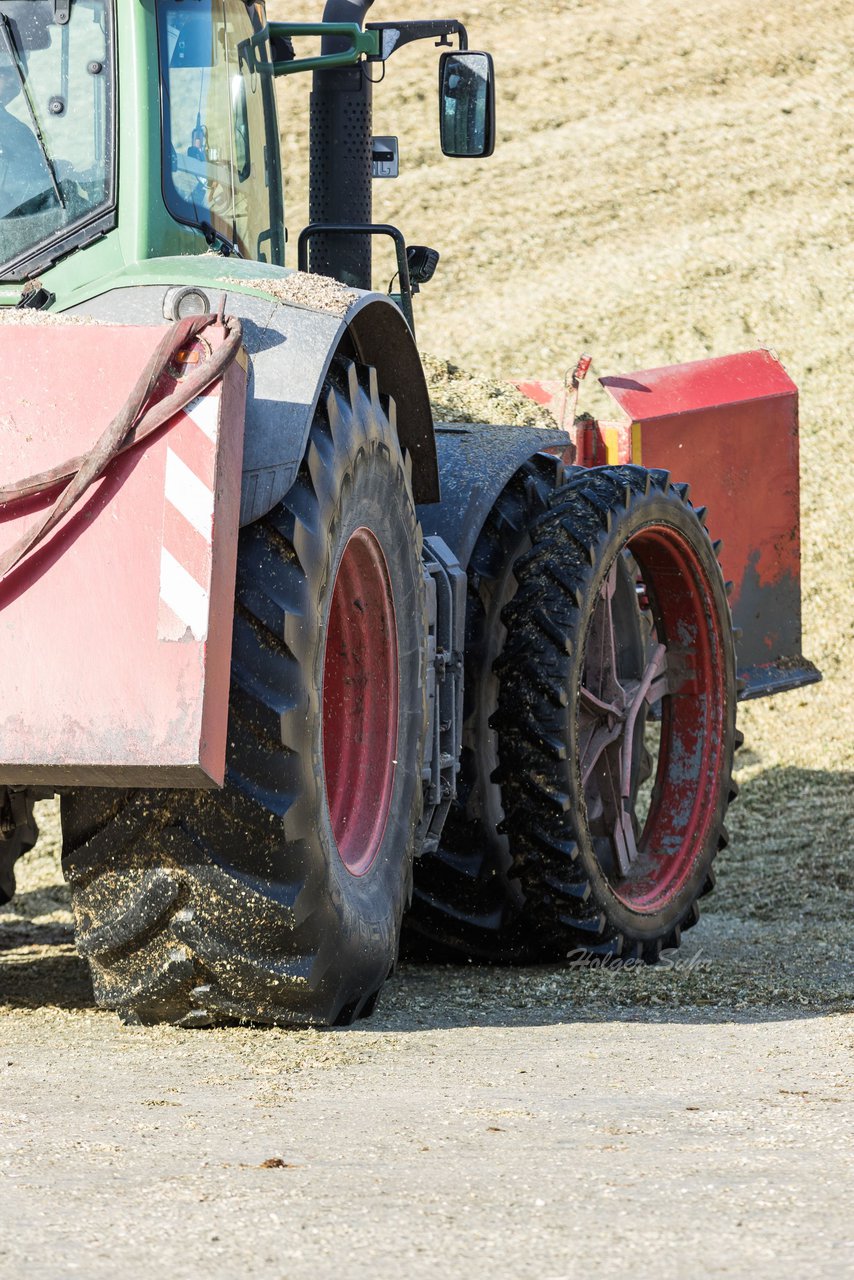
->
[2,0,853,1276]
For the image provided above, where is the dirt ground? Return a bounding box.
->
[2,1,852,1276]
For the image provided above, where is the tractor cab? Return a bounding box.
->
[0,0,286,281]
[0,0,495,306]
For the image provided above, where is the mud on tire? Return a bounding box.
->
[405,456,561,962]
[491,465,738,962]
[61,360,427,1026]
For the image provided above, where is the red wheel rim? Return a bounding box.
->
[322,527,399,876]
[579,524,728,913]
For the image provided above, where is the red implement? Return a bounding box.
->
[0,322,246,786]
[516,351,819,697]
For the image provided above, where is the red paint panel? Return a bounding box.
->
[600,349,797,421]
[0,324,246,787]
[600,350,801,668]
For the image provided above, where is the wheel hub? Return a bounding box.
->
[579,526,727,912]
[322,527,399,877]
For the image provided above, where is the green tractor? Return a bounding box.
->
[0,0,817,1025]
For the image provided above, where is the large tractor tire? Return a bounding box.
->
[405,457,560,961]
[408,463,737,964]
[492,465,738,961]
[61,360,427,1026]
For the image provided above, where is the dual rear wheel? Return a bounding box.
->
[407,464,738,964]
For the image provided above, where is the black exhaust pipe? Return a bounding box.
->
[309,0,375,288]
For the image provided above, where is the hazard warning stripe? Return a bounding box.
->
[185,393,220,443]
[164,448,215,540]
[161,496,215,596]
[159,546,211,642]
[157,392,219,643]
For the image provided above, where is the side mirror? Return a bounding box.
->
[439,51,496,159]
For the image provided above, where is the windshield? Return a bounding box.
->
[0,0,114,278]
[156,0,284,263]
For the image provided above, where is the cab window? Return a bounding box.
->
[0,0,114,277]
[155,0,283,263]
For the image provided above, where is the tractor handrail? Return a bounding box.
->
[297,222,416,331]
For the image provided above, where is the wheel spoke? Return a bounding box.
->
[591,740,639,878]
[621,642,667,800]
[600,563,620,692]
[586,562,626,709]
[579,685,622,719]
[612,802,639,878]
[580,719,624,786]
[646,671,670,706]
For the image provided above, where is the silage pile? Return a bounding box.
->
[422,354,557,428]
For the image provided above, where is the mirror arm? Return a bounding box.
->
[265,22,380,76]
[365,20,468,62]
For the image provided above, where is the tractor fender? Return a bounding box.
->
[67,283,437,523]
[417,422,570,570]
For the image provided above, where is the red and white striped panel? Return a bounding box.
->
[0,322,246,786]
[158,392,220,643]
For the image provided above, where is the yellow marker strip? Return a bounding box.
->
[631,421,643,464]
[604,427,620,464]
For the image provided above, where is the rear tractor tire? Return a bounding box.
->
[408,463,737,965]
[492,465,738,961]
[61,360,427,1026]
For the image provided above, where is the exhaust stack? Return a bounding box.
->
[309,0,375,288]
